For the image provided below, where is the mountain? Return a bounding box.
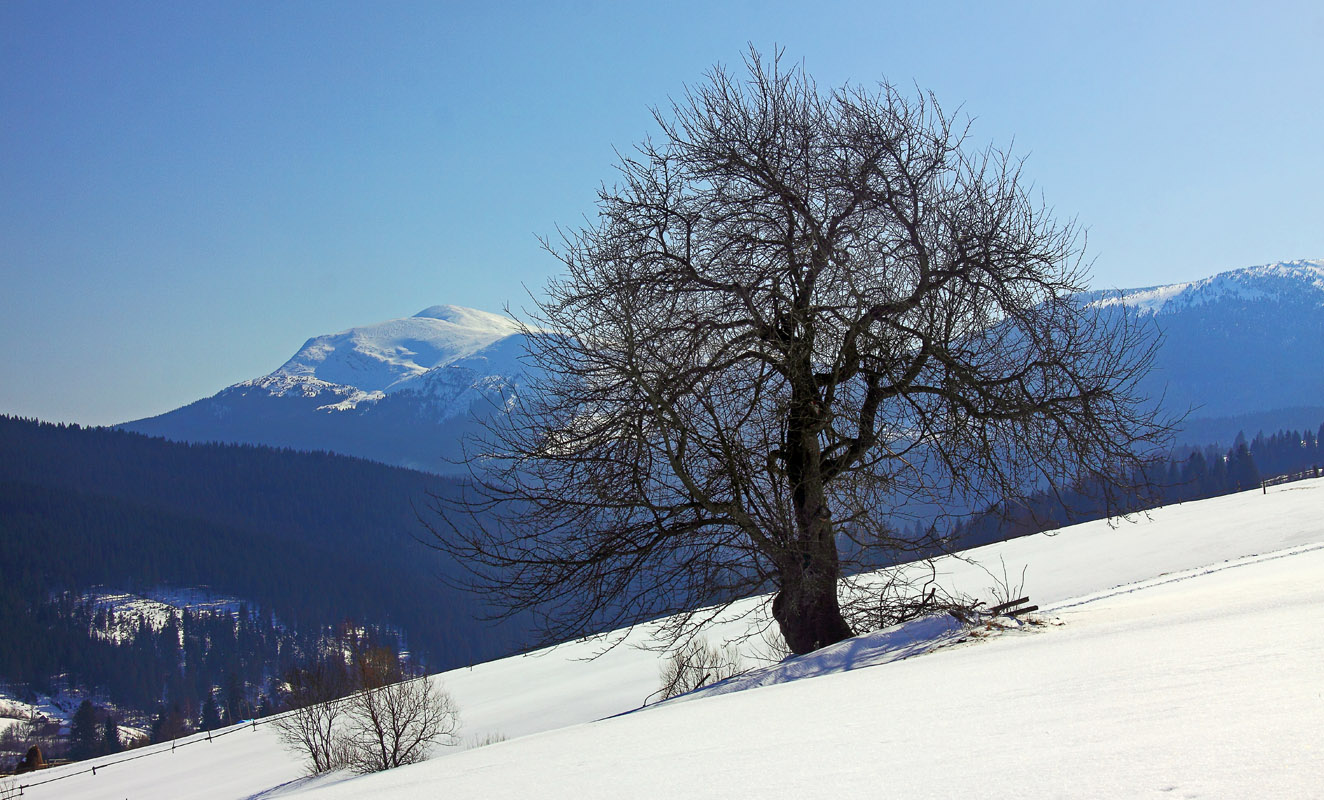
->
[122,306,532,474]
[123,260,1324,471]
[1088,259,1324,441]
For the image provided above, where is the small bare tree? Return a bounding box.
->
[344,677,461,773]
[656,637,745,701]
[433,47,1172,656]
[272,661,352,775]
[275,643,461,775]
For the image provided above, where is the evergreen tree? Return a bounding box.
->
[102,716,122,755]
[1227,443,1260,492]
[68,699,100,761]
[200,689,223,732]
[151,704,191,743]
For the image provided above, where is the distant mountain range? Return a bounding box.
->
[122,260,1324,470]
[1089,259,1324,441]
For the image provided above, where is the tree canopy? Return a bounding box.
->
[435,49,1171,655]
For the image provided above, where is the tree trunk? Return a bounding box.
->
[773,386,855,655]
[772,548,854,654]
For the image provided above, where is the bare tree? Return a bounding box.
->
[272,660,352,775]
[275,643,461,775]
[433,48,1171,655]
[343,677,461,773]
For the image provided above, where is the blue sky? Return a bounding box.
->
[3,1,1321,425]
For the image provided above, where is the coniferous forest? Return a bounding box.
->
[0,416,524,736]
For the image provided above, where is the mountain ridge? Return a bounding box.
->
[1087,258,1324,315]
[121,260,1324,471]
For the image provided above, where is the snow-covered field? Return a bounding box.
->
[18,479,1324,799]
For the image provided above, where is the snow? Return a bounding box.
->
[17,477,1324,799]
[79,586,256,644]
[270,306,522,396]
[210,305,536,419]
[1090,258,1324,315]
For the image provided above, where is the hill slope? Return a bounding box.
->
[0,417,524,707]
[18,476,1324,799]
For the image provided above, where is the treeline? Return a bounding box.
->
[10,593,392,721]
[1,608,410,771]
[0,415,525,726]
[953,423,1324,547]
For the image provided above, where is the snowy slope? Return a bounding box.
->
[22,477,1324,799]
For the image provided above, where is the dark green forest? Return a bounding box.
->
[0,416,521,727]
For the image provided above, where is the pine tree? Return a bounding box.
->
[1227,443,1260,491]
[200,690,222,732]
[68,699,100,761]
[102,716,122,755]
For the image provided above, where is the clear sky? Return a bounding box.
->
[3,1,1321,426]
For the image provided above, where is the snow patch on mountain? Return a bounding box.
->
[271,306,522,396]
[223,306,533,419]
[1090,258,1324,314]
[237,374,385,405]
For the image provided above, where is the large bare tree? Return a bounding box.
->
[434,50,1170,655]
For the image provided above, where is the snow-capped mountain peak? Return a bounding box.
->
[120,304,532,473]
[271,305,522,395]
[1090,259,1324,315]
[412,304,518,330]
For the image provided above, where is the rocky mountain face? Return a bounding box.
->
[122,260,1324,471]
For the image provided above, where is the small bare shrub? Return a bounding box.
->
[657,637,743,701]
[344,677,461,773]
[981,556,1029,609]
[466,731,508,749]
[745,624,792,666]
[842,562,966,633]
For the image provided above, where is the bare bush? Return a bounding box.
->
[656,637,745,701]
[841,560,978,632]
[344,677,461,773]
[745,623,793,667]
[980,556,1029,609]
[466,731,508,749]
[272,662,352,775]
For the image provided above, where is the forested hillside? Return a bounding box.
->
[0,416,520,724]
